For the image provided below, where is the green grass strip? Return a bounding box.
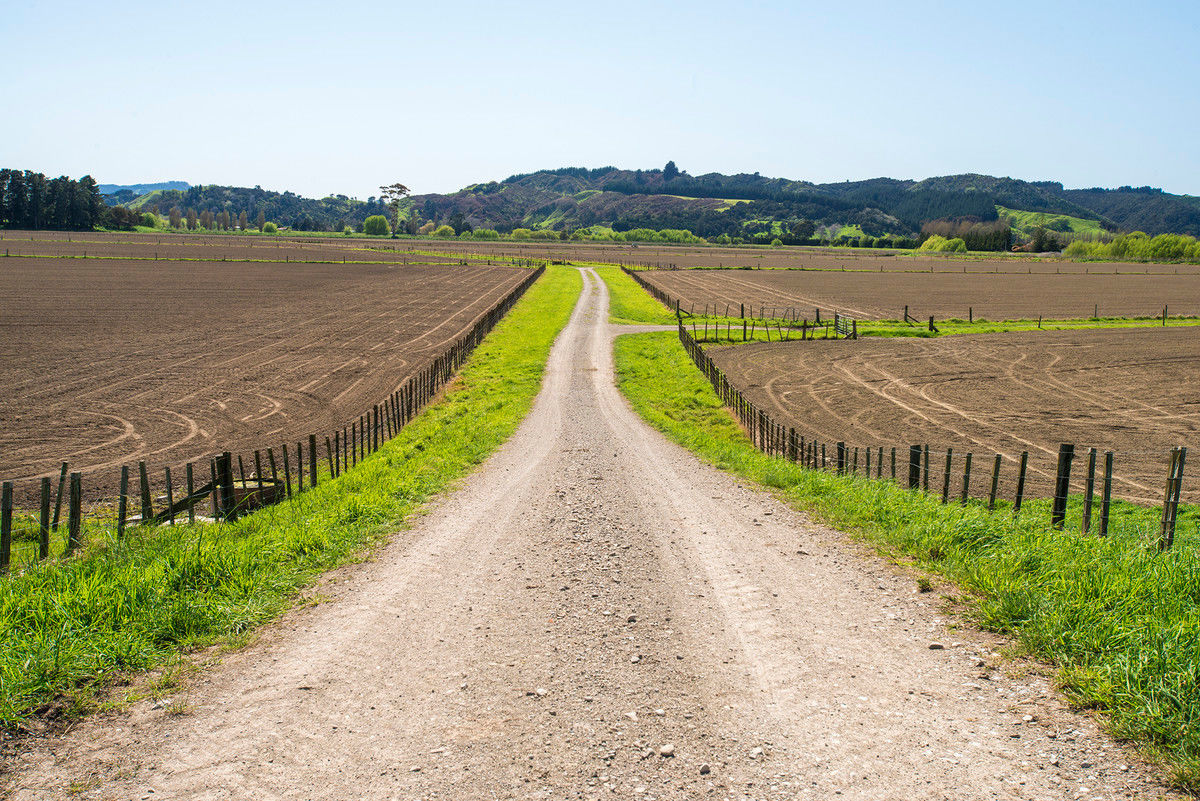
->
[0,265,582,728]
[614,329,1200,789]
[591,265,678,325]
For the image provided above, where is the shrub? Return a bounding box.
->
[262,222,278,234]
[531,229,559,240]
[343,226,354,236]
[417,222,435,235]
[770,238,783,246]
[510,228,532,240]
[624,228,661,242]
[363,215,390,236]
[433,224,456,238]
[140,213,159,228]
[472,228,500,240]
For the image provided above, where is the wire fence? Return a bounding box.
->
[0,266,546,572]
[674,317,1191,549]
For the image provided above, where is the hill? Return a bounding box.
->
[124,184,390,232]
[105,166,1200,243]
[402,166,1200,242]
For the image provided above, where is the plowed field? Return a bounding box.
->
[0,251,533,502]
[708,328,1200,505]
[641,268,1200,320]
[6,229,1183,275]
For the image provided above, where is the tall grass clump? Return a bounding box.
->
[614,329,1200,788]
[0,266,583,728]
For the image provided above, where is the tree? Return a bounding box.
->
[237,210,248,231]
[433,224,456,238]
[262,221,278,234]
[663,161,679,182]
[379,182,410,238]
[790,219,816,239]
[255,209,265,231]
[363,214,390,236]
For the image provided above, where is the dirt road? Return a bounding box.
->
[5,270,1171,799]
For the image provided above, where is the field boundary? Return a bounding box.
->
[0,266,545,570]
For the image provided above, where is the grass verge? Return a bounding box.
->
[591,265,678,325]
[614,329,1200,789]
[0,265,583,729]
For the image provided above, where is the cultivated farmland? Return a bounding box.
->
[707,327,1200,504]
[0,237,534,501]
[400,237,1192,275]
[640,267,1200,320]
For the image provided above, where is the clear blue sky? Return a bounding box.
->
[3,0,1197,198]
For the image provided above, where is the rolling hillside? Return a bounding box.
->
[106,166,1200,241]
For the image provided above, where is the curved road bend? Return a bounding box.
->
[8,268,1171,799]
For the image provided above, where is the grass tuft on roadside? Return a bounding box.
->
[614,329,1200,789]
[0,265,583,729]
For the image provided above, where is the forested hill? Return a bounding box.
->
[403,166,1200,240]
[124,184,391,232]
[70,165,1200,241]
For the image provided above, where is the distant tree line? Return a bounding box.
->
[123,184,392,233]
[0,169,104,230]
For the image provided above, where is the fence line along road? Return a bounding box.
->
[0,266,546,572]
[672,315,1189,550]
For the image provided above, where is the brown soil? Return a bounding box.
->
[2,269,1176,800]
[0,253,531,502]
[640,267,1200,321]
[709,327,1200,504]
[6,230,1184,275]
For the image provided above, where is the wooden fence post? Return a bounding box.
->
[890,447,896,480]
[210,459,220,516]
[67,472,82,553]
[138,461,153,523]
[309,434,318,488]
[923,445,930,492]
[164,467,175,525]
[51,461,68,531]
[1159,447,1187,549]
[1051,444,1075,530]
[1081,448,1097,535]
[941,448,953,503]
[960,453,973,504]
[116,465,129,538]
[218,453,236,519]
[186,463,196,523]
[836,442,846,475]
[987,454,1001,511]
[908,445,921,489]
[1014,451,1029,516]
[281,446,293,498]
[1099,451,1113,537]
[39,477,51,559]
[0,482,12,572]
